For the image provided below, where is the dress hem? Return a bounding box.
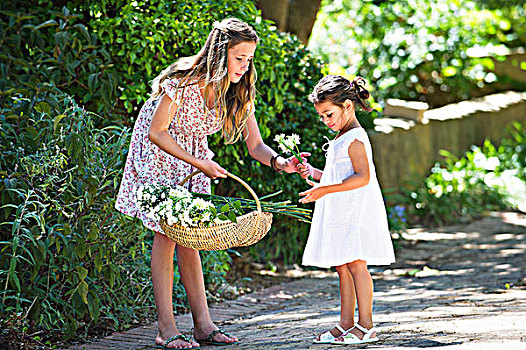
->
[302,257,395,269]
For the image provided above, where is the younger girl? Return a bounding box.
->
[299,75,395,345]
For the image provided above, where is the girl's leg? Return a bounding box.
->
[152,232,198,348]
[175,245,238,344]
[336,264,356,332]
[315,264,355,341]
[347,260,376,338]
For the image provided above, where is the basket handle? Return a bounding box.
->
[179,170,262,213]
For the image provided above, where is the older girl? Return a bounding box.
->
[116,18,307,349]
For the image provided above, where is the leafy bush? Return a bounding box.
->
[0,0,330,345]
[0,87,154,345]
[0,6,119,120]
[405,122,526,225]
[309,0,526,107]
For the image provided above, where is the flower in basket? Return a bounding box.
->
[137,183,216,227]
[137,180,313,229]
[274,133,314,181]
[135,174,312,251]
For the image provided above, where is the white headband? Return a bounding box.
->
[213,21,226,33]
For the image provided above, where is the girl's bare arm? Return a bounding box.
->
[148,94,227,178]
[299,140,369,203]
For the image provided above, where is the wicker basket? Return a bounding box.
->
[159,171,273,251]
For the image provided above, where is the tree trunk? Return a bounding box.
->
[256,0,321,44]
[286,0,321,44]
[256,0,289,31]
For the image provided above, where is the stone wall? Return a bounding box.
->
[370,91,526,191]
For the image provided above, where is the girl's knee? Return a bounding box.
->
[347,260,367,274]
[335,264,349,275]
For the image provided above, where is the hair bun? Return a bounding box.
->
[359,89,370,99]
[352,77,370,99]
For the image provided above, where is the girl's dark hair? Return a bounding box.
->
[308,75,372,112]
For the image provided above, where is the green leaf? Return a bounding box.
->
[88,223,99,241]
[227,211,237,223]
[220,204,229,213]
[73,23,91,42]
[53,115,67,132]
[87,293,100,322]
[34,19,58,31]
[78,280,89,304]
[11,273,21,292]
[94,253,103,272]
[76,266,88,280]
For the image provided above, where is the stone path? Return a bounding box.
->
[68,212,526,349]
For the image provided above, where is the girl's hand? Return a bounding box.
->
[280,152,311,173]
[198,159,228,179]
[299,180,328,203]
[297,162,314,180]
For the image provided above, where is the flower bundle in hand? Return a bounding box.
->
[274,133,314,181]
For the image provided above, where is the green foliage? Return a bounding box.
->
[404,122,526,225]
[0,88,155,344]
[0,0,330,345]
[75,0,264,117]
[0,6,119,120]
[310,0,526,107]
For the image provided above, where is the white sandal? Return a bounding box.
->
[332,323,379,345]
[313,324,350,344]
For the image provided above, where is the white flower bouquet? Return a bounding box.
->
[137,183,218,227]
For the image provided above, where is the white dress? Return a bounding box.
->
[302,128,396,268]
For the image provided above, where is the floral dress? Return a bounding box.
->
[115,78,223,233]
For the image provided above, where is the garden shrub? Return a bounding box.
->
[405,122,526,225]
[0,87,155,346]
[0,0,330,345]
[0,6,120,121]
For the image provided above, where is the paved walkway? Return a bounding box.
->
[69,212,526,349]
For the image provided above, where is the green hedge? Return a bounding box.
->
[0,0,328,346]
[0,87,155,346]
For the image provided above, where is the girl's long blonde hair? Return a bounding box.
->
[151,18,258,144]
